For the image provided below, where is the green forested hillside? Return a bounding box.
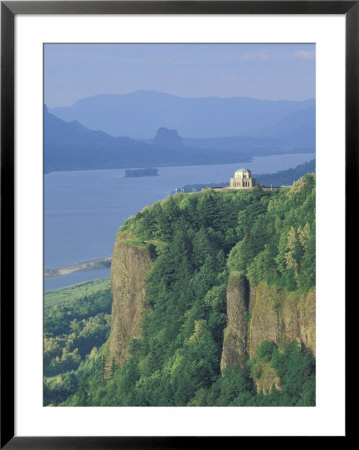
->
[44,279,111,405]
[44,279,111,315]
[256,158,315,187]
[44,175,315,407]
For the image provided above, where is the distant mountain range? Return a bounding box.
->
[50,90,315,143]
[44,106,152,173]
[45,107,253,173]
[45,91,315,173]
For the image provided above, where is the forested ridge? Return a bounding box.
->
[44,174,315,406]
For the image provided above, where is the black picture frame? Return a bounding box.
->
[1,1,354,447]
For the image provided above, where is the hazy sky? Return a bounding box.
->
[44,43,315,108]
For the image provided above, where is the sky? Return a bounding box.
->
[44,43,315,108]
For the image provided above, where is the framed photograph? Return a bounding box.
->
[1,1,354,446]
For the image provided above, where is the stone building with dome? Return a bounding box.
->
[230,168,256,189]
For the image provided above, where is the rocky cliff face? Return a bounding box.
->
[221,271,315,374]
[153,127,183,148]
[104,232,153,374]
[106,237,314,385]
[220,273,249,372]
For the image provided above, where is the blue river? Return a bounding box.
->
[44,153,314,290]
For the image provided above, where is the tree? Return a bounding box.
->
[77,376,89,405]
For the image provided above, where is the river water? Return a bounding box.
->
[44,153,314,290]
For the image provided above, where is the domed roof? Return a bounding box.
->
[234,168,251,177]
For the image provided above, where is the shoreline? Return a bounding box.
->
[44,150,314,175]
[44,257,112,279]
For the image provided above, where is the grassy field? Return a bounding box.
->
[44,278,111,316]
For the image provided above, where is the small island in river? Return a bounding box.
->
[124,168,158,177]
